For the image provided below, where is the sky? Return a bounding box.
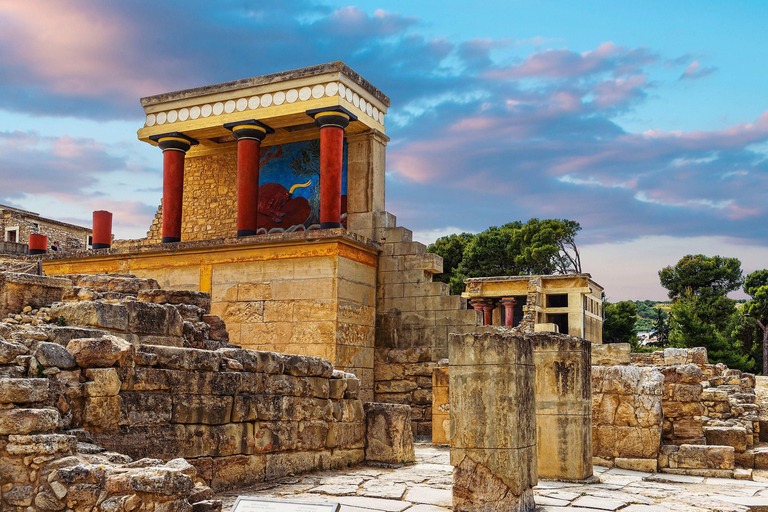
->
[0,0,766,301]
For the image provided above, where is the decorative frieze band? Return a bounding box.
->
[144,81,385,128]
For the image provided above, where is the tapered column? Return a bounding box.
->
[92,210,113,249]
[481,302,496,326]
[471,299,495,326]
[149,132,198,243]
[307,107,357,229]
[224,120,274,237]
[500,297,517,327]
[28,234,47,255]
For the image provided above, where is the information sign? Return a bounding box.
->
[230,497,340,512]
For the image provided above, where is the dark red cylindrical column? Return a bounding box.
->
[307,107,355,230]
[471,300,489,326]
[150,132,197,244]
[319,125,344,228]
[482,302,496,326]
[92,210,113,250]
[236,138,261,236]
[28,234,48,255]
[223,120,272,237]
[162,150,185,243]
[500,297,517,327]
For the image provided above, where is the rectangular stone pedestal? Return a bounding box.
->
[532,333,593,480]
[449,327,536,512]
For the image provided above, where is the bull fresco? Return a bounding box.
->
[255,139,348,233]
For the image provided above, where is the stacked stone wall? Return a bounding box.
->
[592,365,664,472]
[364,212,479,436]
[0,271,385,508]
[146,152,238,243]
[594,345,764,476]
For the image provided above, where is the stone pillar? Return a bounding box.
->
[308,107,357,229]
[224,120,274,237]
[500,297,517,327]
[532,332,593,480]
[450,327,536,512]
[470,300,494,326]
[432,364,450,445]
[28,234,48,255]
[149,132,198,243]
[92,210,113,249]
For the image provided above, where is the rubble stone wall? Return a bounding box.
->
[361,211,479,436]
[592,365,664,472]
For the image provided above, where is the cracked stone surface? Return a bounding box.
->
[217,444,768,511]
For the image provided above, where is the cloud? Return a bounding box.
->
[0,0,765,266]
[679,61,718,81]
[487,42,658,80]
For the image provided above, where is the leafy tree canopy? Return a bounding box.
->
[428,218,582,294]
[659,254,743,300]
[603,301,638,344]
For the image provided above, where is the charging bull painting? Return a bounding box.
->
[256,139,347,233]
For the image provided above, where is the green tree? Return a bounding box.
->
[603,301,638,344]
[427,218,582,295]
[670,290,753,370]
[427,232,475,290]
[659,254,743,331]
[741,270,768,374]
[652,308,670,347]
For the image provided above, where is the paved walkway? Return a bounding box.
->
[218,444,768,511]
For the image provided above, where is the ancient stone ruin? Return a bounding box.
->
[0,272,414,511]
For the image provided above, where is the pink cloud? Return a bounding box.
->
[679,61,718,81]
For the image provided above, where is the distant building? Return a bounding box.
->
[462,274,605,344]
[0,204,92,254]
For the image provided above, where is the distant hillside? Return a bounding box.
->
[631,300,670,332]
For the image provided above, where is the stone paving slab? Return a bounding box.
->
[217,444,768,511]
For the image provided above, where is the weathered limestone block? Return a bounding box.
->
[35,341,76,369]
[432,365,450,445]
[66,335,133,367]
[0,377,48,403]
[282,354,334,377]
[63,273,159,294]
[592,343,630,366]
[124,300,184,336]
[216,348,283,374]
[364,402,415,464]
[6,433,76,455]
[139,345,222,371]
[0,407,60,434]
[51,301,130,332]
[83,396,120,430]
[677,444,735,469]
[450,327,536,512]
[0,338,26,364]
[0,272,70,318]
[705,426,748,453]
[138,288,212,312]
[171,394,233,425]
[533,333,592,480]
[84,368,122,397]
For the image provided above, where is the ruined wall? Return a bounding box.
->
[591,365,664,472]
[593,346,764,476]
[1,210,90,251]
[42,234,379,402]
[368,213,479,436]
[0,272,373,505]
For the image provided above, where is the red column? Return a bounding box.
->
[92,210,113,249]
[28,234,48,255]
[308,107,357,229]
[223,120,273,237]
[471,300,491,326]
[482,302,496,326]
[500,297,518,327]
[150,133,197,243]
